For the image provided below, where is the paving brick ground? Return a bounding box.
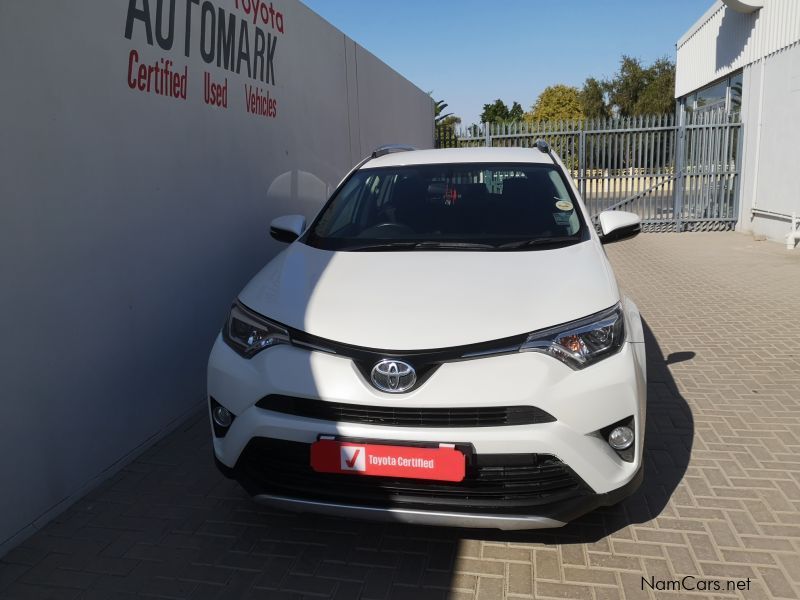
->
[2,232,799,600]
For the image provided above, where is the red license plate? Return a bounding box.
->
[310,440,466,482]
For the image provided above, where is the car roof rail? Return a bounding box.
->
[371,144,417,158]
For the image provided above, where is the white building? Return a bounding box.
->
[676,0,800,245]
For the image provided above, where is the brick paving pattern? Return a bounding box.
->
[1,232,799,599]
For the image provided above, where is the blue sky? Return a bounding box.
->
[300,0,712,126]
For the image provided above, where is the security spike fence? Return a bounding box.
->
[435,110,742,232]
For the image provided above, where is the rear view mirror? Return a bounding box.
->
[598,211,641,244]
[270,215,306,243]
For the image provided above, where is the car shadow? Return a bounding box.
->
[229,316,696,554]
[199,314,695,600]
[228,313,696,589]
[438,317,695,545]
[9,312,693,599]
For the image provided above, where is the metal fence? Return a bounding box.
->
[435,110,742,232]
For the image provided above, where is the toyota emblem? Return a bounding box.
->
[370,359,416,393]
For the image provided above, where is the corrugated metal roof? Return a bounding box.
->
[678,1,726,48]
[676,0,800,97]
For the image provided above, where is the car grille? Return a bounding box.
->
[234,438,589,513]
[256,395,556,428]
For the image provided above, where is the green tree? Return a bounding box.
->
[433,98,455,125]
[581,77,609,119]
[438,115,461,129]
[508,101,524,121]
[605,56,646,117]
[480,99,524,124]
[480,99,509,123]
[605,55,676,116]
[526,85,584,122]
[633,57,675,115]
[431,94,462,147]
[429,92,461,126]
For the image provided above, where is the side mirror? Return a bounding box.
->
[270,214,306,244]
[598,210,641,244]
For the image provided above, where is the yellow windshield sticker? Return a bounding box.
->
[555,200,573,211]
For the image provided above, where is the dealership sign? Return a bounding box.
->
[124,0,282,118]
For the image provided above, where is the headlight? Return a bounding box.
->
[520,304,624,369]
[222,302,290,358]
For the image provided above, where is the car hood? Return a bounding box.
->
[238,240,619,349]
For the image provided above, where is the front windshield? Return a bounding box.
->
[304,162,584,251]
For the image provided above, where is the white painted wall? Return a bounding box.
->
[736,44,800,240]
[0,0,432,555]
[677,0,800,243]
[676,0,800,97]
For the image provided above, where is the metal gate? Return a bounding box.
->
[435,110,742,232]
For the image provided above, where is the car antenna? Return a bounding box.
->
[534,139,551,155]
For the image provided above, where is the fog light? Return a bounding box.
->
[608,426,634,450]
[212,405,233,428]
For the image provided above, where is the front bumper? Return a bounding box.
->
[249,466,643,530]
[256,495,569,529]
[207,327,646,528]
[213,440,643,529]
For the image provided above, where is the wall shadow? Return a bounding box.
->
[8,295,697,597]
[208,227,467,598]
[716,8,757,71]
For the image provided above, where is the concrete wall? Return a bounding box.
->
[736,43,800,241]
[0,0,432,555]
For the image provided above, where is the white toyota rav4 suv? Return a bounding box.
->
[207,144,647,529]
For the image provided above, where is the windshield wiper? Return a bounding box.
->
[411,241,495,250]
[336,239,580,251]
[348,241,495,251]
[348,242,420,251]
[497,236,582,250]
